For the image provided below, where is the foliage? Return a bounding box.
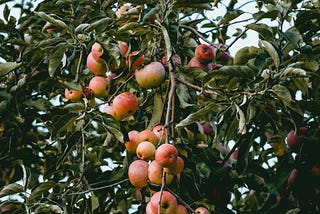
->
[0,0,319,213]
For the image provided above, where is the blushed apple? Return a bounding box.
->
[86,52,108,75]
[128,159,149,188]
[135,61,166,89]
[155,144,178,168]
[195,206,211,214]
[149,190,178,214]
[164,156,184,175]
[64,86,83,102]
[152,125,167,144]
[195,44,215,64]
[112,92,139,120]
[148,160,173,186]
[136,141,156,161]
[88,76,108,98]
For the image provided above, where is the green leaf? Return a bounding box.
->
[0,183,24,198]
[84,17,113,33]
[258,40,280,69]
[0,62,22,76]
[234,46,261,65]
[3,4,9,21]
[235,103,246,134]
[271,84,292,104]
[176,103,217,128]
[48,45,67,77]
[34,11,70,32]
[30,181,56,201]
[107,125,124,143]
[91,192,99,212]
[285,208,301,214]
[247,23,274,40]
[147,93,165,130]
[176,81,196,109]
[219,10,244,25]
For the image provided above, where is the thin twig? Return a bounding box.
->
[180,24,212,44]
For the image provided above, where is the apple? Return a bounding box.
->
[135,129,159,146]
[115,5,130,19]
[112,92,139,120]
[128,159,149,188]
[91,42,104,61]
[135,61,166,89]
[311,164,320,177]
[214,44,232,63]
[86,52,108,75]
[195,206,211,214]
[124,130,140,153]
[195,44,215,64]
[288,168,299,187]
[187,57,212,71]
[287,130,301,152]
[152,125,167,144]
[149,190,178,214]
[148,160,173,186]
[46,27,58,34]
[155,144,178,168]
[88,76,108,98]
[164,156,184,175]
[102,103,115,115]
[136,141,156,161]
[230,149,239,161]
[146,201,156,214]
[126,51,145,71]
[176,204,188,214]
[64,86,83,102]
[119,42,129,57]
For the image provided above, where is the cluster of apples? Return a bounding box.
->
[187,44,216,71]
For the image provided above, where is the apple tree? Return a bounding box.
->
[0,0,319,213]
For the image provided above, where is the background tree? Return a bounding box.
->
[0,0,319,213]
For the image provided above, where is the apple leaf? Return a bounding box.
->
[84,17,113,33]
[30,181,56,201]
[176,103,217,128]
[147,93,165,130]
[0,62,22,76]
[259,40,280,69]
[48,45,68,77]
[34,11,70,32]
[247,23,274,41]
[0,183,24,198]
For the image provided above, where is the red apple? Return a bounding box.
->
[112,92,139,120]
[311,164,320,177]
[91,42,104,61]
[230,149,239,161]
[176,204,188,214]
[155,144,178,168]
[86,52,108,75]
[148,160,173,186]
[125,130,140,153]
[195,44,215,64]
[115,5,130,19]
[149,190,178,214]
[88,76,108,98]
[136,141,156,161]
[128,159,149,188]
[135,61,166,89]
[286,129,305,152]
[195,206,211,214]
[288,168,298,187]
[64,86,83,102]
[102,103,116,117]
[119,42,129,57]
[146,201,156,214]
[152,125,167,144]
[164,156,184,175]
[187,57,212,71]
[135,130,159,146]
